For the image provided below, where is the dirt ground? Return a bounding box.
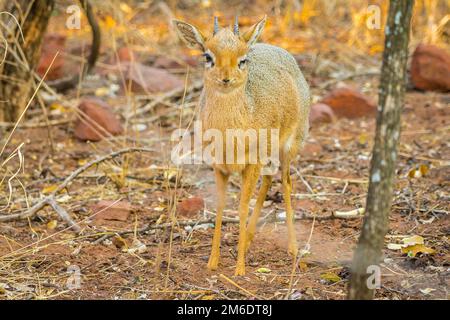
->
[0,2,449,300]
[0,87,448,300]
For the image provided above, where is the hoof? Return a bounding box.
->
[207,256,219,271]
[288,243,298,257]
[234,265,246,276]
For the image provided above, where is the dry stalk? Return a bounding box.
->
[0,147,155,230]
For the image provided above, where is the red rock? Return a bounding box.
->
[116,47,135,62]
[91,200,132,221]
[122,62,184,94]
[309,103,335,124]
[37,33,66,80]
[177,197,205,217]
[153,56,184,69]
[103,47,135,66]
[410,44,450,92]
[153,56,198,69]
[74,98,123,141]
[321,87,376,118]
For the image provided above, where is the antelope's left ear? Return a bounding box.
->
[242,15,267,47]
[173,20,206,51]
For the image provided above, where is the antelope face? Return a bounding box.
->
[202,29,248,92]
[173,16,267,93]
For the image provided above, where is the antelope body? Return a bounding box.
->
[174,16,310,275]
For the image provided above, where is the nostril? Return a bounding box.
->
[222,79,230,83]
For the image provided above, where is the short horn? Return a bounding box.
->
[213,16,219,35]
[233,15,239,35]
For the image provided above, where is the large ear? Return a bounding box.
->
[173,20,206,51]
[242,16,267,46]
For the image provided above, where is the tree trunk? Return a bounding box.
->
[348,0,415,300]
[49,0,101,92]
[0,0,54,123]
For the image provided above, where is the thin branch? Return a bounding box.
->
[0,147,155,223]
[47,197,81,233]
[91,210,362,243]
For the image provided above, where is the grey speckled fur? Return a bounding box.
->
[247,43,310,113]
[246,43,311,144]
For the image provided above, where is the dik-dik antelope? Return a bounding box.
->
[173,16,311,275]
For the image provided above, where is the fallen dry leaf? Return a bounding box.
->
[408,164,429,179]
[320,272,341,283]
[46,220,58,230]
[112,235,128,250]
[256,267,272,274]
[401,244,435,257]
[42,185,58,194]
[402,235,424,246]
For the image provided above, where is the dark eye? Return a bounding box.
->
[238,58,247,69]
[202,53,214,67]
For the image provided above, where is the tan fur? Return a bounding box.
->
[174,17,311,275]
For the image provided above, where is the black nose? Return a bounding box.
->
[222,79,230,83]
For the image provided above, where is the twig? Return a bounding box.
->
[219,273,263,299]
[91,210,362,243]
[125,80,203,119]
[334,208,365,218]
[319,71,380,89]
[46,197,81,233]
[92,216,238,244]
[0,53,58,159]
[301,174,368,184]
[181,283,233,300]
[0,147,155,223]
[293,211,362,220]
[0,118,71,129]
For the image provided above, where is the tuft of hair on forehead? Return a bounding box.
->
[206,28,246,52]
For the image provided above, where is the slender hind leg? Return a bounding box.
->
[207,169,229,271]
[245,175,272,252]
[235,165,260,276]
[281,156,298,257]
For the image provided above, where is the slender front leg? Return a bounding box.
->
[281,158,298,257]
[235,165,260,276]
[245,175,272,252]
[207,168,229,271]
